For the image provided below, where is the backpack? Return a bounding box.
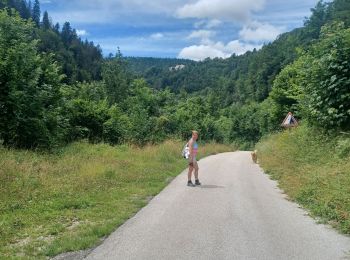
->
[181,143,190,159]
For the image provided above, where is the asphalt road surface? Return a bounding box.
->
[85,152,350,260]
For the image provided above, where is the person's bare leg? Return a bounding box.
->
[188,165,193,181]
[194,162,199,180]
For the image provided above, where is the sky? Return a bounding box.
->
[41,0,320,60]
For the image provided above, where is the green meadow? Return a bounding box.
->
[0,141,234,259]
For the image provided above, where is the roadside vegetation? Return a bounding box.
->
[0,141,234,259]
[257,125,350,234]
[255,2,350,234]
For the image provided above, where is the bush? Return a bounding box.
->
[0,10,64,148]
[301,23,350,129]
[103,106,130,145]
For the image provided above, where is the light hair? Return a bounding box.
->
[192,130,198,136]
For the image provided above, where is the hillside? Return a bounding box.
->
[126,27,306,100]
[126,0,350,105]
[125,57,195,89]
[125,57,194,75]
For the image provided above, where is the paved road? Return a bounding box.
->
[86,152,350,260]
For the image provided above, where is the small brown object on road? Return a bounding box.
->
[251,150,257,163]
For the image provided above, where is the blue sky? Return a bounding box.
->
[41,0,320,60]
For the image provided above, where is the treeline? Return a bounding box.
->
[0,0,349,150]
[125,57,195,90]
[1,0,103,84]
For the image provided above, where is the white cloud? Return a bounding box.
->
[176,0,265,22]
[226,40,260,54]
[178,45,227,61]
[50,10,116,24]
[150,33,164,39]
[50,0,188,24]
[239,21,285,42]
[178,40,261,61]
[206,19,222,28]
[76,29,88,36]
[187,30,215,44]
[194,20,206,29]
[194,19,222,29]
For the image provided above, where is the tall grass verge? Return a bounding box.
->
[0,140,234,259]
[257,124,350,234]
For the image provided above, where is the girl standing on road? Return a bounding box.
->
[187,130,201,187]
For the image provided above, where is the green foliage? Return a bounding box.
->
[1,1,104,84]
[328,0,350,27]
[42,10,50,30]
[103,105,129,144]
[270,58,305,120]
[0,10,63,148]
[300,23,350,129]
[65,99,109,142]
[32,0,40,26]
[228,103,261,149]
[102,51,130,105]
[2,0,31,19]
[60,82,109,143]
[304,0,329,38]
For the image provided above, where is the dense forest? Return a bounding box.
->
[0,0,349,150]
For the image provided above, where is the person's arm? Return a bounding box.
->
[188,140,194,164]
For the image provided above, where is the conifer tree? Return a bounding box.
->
[53,22,59,33]
[32,0,40,26]
[19,0,31,19]
[61,21,72,45]
[42,10,50,29]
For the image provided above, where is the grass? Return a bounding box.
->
[256,124,350,234]
[0,140,234,259]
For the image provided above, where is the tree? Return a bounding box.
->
[270,58,305,119]
[304,0,329,38]
[32,0,40,26]
[102,50,129,105]
[103,105,129,144]
[61,21,73,46]
[42,10,50,30]
[53,22,59,33]
[19,0,31,19]
[0,10,64,148]
[300,23,350,129]
[328,0,350,27]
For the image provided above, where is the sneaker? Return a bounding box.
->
[195,179,201,186]
[187,180,195,187]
